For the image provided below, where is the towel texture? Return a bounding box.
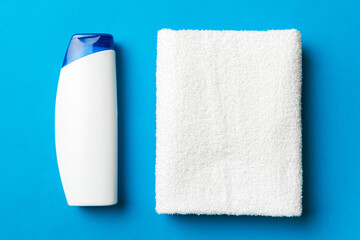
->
[156,29,302,216]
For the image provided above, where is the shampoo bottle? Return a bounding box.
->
[55,34,117,206]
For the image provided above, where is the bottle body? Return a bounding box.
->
[55,49,117,206]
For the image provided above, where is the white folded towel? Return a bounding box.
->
[156,29,302,216]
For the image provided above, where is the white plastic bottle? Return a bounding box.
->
[55,34,117,206]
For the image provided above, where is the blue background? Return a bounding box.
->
[0,0,359,239]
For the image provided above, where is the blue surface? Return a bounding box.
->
[0,0,359,239]
[62,33,114,67]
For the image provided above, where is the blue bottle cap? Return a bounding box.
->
[62,33,114,67]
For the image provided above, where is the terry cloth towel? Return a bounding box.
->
[156,29,302,216]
